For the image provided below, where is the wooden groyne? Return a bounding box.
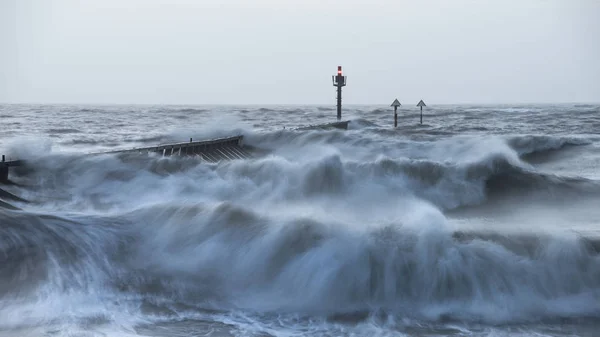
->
[295,120,350,131]
[1,120,352,183]
[100,135,252,162]
[0,135,252,183]
[1,156,24,183]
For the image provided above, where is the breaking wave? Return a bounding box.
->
[3,116,600,335]
[7,135,600,215]
[2,197,600,331]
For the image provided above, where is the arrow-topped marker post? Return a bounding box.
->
[391,99,401,127]
[417,100,426,124]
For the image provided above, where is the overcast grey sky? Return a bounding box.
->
[1,0,599,105]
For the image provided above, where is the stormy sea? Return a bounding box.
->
[1,103,600,337]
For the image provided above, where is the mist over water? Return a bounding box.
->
[1,104,600,336]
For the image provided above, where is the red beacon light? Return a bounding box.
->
[332,66,346,86]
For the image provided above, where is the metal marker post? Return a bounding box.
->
[391,99,401,127]
[417,100,426,124]
[332,66,347,120]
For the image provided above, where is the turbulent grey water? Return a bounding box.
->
[1,103,600,337]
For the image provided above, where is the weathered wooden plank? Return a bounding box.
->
[98,135,244,155]
[295,120,350,131]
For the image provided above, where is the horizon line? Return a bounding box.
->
[1,101,599,106]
